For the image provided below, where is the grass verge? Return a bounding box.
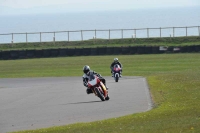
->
[1,36,200,51]
[1,53,199,133]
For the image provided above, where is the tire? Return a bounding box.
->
[94,87,105,101]
[115,74,119,82]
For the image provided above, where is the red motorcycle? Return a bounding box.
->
[87,73,110,101]
[112,64,122,82]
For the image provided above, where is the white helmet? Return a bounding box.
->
[114,58,118,63]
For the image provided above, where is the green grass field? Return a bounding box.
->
[1,53,199,133]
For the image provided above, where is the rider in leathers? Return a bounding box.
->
[110,58,123,77]
[82,65,108,94]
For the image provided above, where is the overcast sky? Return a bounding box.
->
[0,0,200,15]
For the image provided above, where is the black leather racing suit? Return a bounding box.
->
[110,61,123,73]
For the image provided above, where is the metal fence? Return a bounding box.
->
[0,26,200,44]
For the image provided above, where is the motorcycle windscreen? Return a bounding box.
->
[114,64,121,71]
[88,74,97,86]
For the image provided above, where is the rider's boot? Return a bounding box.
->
[105,94,110,100]
[111,71,114,77]
[86,88,93,94]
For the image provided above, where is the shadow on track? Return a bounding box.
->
[62,101,102,105]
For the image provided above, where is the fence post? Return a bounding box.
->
[11,33,14,43]
[26,32,28,44]
[147,28,149,38]
[81,30,83,41]
[173,27,175,37]
[68,31,69,42]
[186,27,187,37]
[109,29,110,40]
[121,29,123,39]
[53,32,55,42]
[40,32,42,42]
[134,29,136,39]
[95,29,96,39]
[160,27,161,38]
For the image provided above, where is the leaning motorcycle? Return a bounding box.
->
[112,64,121,82]
[87,73,110,101]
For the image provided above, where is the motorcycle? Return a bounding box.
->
[112,64,121,82]
[87,73,110,101]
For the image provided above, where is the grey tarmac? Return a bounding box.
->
[0,76,153,133]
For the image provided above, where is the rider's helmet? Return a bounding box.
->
[83,65,90,76]
[114,58,118,63]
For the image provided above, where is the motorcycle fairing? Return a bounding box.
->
[100,82,107,97]
[88,78,98,87]
[113,64,121,72]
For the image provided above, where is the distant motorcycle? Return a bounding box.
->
[112,64,121,82]
[87,73,110,101]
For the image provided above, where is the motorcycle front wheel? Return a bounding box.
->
[94,87,105,101]
[115,74,119,82]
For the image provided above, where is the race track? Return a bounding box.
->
[0,76,152,133]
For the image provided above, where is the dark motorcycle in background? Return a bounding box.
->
[87,73,110,101]
[112,64,122,82]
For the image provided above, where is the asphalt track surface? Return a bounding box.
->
[0,76,153,133]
